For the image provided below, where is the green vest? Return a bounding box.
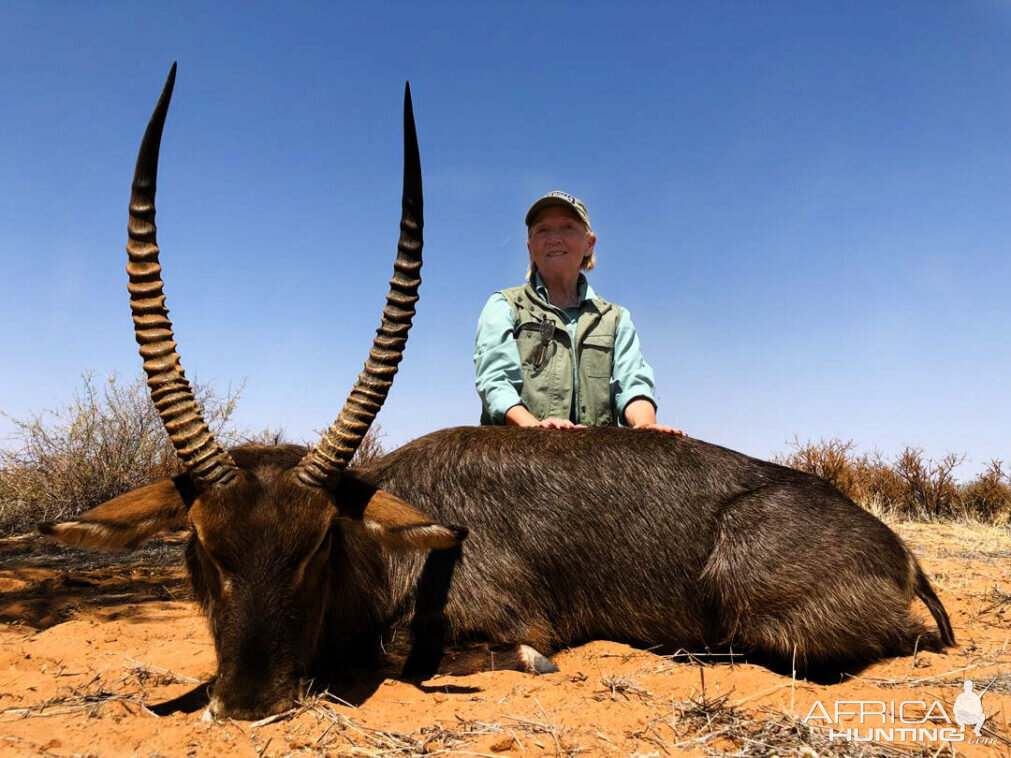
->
[483,282,623,426]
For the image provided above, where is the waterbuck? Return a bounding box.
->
[40,65,954,721]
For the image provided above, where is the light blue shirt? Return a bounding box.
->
[474,274,658,424]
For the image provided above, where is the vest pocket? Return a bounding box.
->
[516,327,555,376]
[580,335,614,378]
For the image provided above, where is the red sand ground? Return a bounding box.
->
[1,522,1008,757]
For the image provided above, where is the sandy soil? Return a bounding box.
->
[1,522,1008,757]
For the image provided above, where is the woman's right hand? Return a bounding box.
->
[505,405,584,429]
[536,417,585,430]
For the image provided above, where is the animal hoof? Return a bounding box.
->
[519,645,559,674]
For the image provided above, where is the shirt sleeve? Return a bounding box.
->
[474,293,525,424]
[611,308,658,421]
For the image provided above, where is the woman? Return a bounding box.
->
[474,190,682,433]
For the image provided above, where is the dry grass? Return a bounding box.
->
[122,661,201,689]
[5,656,1002,757]
[0,669,160,721]
[626,689,967,757]
[0,372,244,535]
[255,692,516,756]
[0,371,387,538]
[258,671,995,757]
[777,437,1011,525]
[595,675,654,703]
[967,584,1011,630]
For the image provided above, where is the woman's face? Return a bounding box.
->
[527,206,596,282]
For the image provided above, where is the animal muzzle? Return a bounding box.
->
[203,677,302,721]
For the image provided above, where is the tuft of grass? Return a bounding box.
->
[122,661,200,689]
[595,675,654,702]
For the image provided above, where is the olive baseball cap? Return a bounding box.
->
[525,190,593,232]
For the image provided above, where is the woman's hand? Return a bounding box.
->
[505,405,584,429]
[624,398,686,436]
[633,422,685,436]
[537,417,586,429]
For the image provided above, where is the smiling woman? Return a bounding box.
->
[474,191,683,434]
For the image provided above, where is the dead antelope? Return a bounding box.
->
[41,65,954,721]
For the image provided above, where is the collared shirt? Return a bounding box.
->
[474,273,658,424]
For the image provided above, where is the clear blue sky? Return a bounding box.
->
[2,2,1009,475]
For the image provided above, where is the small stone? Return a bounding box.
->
[490,736,516,752]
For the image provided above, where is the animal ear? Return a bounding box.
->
[333,474,467,551]
[361,490,468,551]
[38,476,196,551]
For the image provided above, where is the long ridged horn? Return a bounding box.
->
[296,83,423,488]
[127,63,238,488]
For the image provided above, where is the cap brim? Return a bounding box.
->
[525,197,589,228]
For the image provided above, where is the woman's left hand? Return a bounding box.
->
[623,399,685,436]
[633,423,686,436]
